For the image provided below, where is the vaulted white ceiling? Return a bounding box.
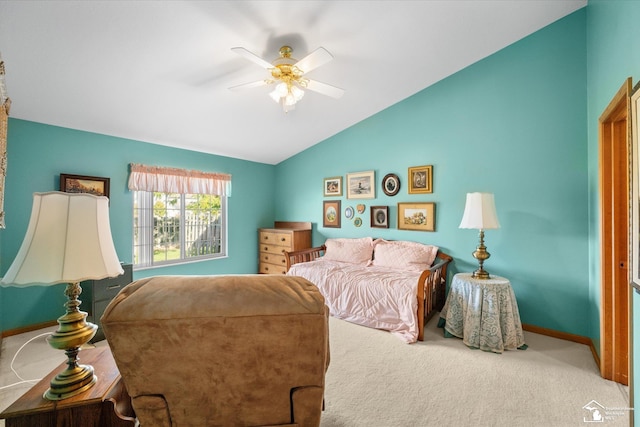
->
[0,1,586,165]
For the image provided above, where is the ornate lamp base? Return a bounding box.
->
[45,282,98,400]
[471,229,492,280]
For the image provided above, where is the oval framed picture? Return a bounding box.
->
[345,206,354,219]
[382,173,400,196]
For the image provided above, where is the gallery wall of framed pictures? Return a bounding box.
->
[322,165,437,231]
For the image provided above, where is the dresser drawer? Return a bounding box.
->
[93,275,131,301]
[259,262,288,275]
[260,244,288,256]
[94,281,125,301]
[259,231,291,247]
[258,224,311,275]
[260,252,287,267]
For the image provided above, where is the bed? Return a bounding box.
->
[285,237,452,343]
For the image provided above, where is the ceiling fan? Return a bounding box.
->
[229,45,344,113]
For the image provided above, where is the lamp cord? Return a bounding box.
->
[0,332,53,390]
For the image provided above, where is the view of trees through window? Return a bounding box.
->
[133,191,225,267]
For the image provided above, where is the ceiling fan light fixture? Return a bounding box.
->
[290,85,304,101]
[231,45,344,112]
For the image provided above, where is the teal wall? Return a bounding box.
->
[276,10,589,336]
[585,0,640,421]
[3,6,637,413]
[0,119,276,331]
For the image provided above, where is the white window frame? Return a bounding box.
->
[133,191,227,269]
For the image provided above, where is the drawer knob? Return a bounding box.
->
[281,238,286,242]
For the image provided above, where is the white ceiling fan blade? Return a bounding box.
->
[295,47,334,74]
[229,80,270,91]
[231,47,273,70]
[305,79,344,99]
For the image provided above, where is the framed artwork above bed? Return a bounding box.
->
[398,202,435,231]
[323,200,341,228]
[370,206,389,228]
[323,176,342,197]
[347,171,375,199]
[408,165,433,194]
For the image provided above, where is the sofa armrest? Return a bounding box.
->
[285,245,327,271]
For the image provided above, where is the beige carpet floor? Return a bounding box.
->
[320,316,629,427]
[0,316,630,427]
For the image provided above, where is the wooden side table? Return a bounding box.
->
[0,346,135,427]
[439,272,526,353]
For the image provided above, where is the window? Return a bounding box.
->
[133,191,227,268]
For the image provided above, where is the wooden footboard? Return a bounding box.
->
[416,251,452,341]
[285,245,452,342]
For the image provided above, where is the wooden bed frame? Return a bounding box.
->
[285,245,452,341]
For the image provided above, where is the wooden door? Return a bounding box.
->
[599,78,632,385]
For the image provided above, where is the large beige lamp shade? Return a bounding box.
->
[1,191,124,400]
[459,192,500,279]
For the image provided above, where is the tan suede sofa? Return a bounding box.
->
[102,275,330,427]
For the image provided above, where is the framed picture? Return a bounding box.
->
[631,86,640,292]
[323,176,343,197]
[323,200,341,228]
[60,174,110,198]
[370,206,389,228]
[347,170,375,199]
[382,173,400,196]
[408,165,433,194]
[397,202,435,231]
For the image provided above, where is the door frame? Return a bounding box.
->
[599,77,632,386]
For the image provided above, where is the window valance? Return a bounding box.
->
[128,163,232,196]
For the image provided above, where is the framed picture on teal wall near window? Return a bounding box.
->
[60,173,110,198]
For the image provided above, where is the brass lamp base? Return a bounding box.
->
[471,229,492,280]
[44,282,98,400]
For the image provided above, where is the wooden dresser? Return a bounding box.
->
[258,221,312,274]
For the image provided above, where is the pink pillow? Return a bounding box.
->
[323,237,374,265]
[372,239,439,271]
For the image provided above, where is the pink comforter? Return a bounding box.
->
[287,259,421,343]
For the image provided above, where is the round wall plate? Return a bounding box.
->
[354,217,362,227]
[345,206,354,219]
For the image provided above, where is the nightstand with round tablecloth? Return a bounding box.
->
[439,272,526,353]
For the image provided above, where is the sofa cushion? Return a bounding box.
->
[372,239,439,271]
[323,237,374,265]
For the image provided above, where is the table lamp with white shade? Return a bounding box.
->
[1,191,124,400]
[459,192,500,279]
